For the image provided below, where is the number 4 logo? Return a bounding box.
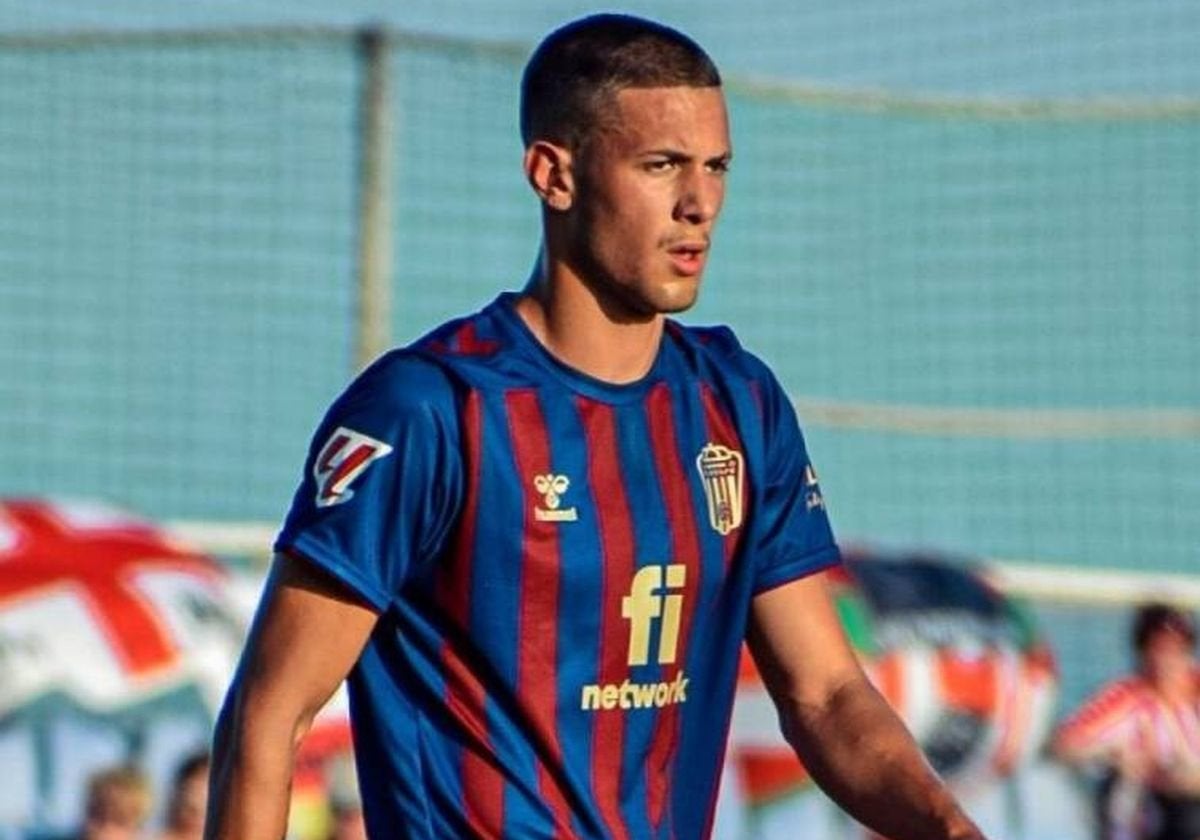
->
[313,426,394,508]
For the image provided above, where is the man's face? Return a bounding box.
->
[565,85,731,317]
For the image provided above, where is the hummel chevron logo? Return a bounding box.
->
[533,473,577,522]
[313,426,394,507]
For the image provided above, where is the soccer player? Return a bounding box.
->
[207,14,984,840]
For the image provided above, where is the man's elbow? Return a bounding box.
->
[772,673,908,776]
[772,671,864,738]
[771,689,841,763]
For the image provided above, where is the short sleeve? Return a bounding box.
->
[1052,680,1139,755]
[751,373,840,594]
[274,353,463,611]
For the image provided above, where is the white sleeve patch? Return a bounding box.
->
[313,426,394,508]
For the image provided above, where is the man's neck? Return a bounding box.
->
[514,261,664,385]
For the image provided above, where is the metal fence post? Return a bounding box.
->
[354,24,393,370]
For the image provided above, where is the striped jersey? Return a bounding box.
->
[1054,672,1200,773]
[275,292,840,839]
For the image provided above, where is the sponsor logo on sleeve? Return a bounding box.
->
[803,463,825,510]
[313,426,394,508]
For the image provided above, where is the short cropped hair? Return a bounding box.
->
[520,14,721,150]
[1132,601,1197,651]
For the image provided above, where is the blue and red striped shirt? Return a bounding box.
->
[276,292,839,839]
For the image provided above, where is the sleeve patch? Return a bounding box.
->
[313,426,394,507]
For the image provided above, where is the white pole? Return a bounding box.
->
[354,25,393,370]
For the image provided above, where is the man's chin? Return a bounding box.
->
[655,278,702,314]
[594,275,702,322]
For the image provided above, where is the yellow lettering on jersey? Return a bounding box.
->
[621,564,686,666]
[580,672,690,711]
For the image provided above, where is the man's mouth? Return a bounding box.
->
[666,242,708,276]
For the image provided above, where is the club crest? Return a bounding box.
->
[695,443,744,535]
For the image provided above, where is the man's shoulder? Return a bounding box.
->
[665,319,776,383]
[338,346,463,422]
[408,292,537,363]
[353,298,512,401]
[411,308,506,361]
[403,296,548,388]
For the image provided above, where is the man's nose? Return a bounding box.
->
[674,169,723,224]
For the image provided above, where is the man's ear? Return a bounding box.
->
[523,140,575,212]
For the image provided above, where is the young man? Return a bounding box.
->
[207,14,983,840]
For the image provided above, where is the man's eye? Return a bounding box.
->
[645,159,676,173]
[707,160,731,175]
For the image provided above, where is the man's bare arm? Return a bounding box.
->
[747,570,985,840]
[205,553,379,840]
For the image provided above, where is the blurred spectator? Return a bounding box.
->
[1053,602,1200,840]
[78,766,153,840]
[327,798,366,840]
[324,755,366,840]
[155,752,208,840]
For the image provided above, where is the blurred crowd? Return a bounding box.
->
[60,752,364,840]
[27,600,1200,840]
[64,753,205,840]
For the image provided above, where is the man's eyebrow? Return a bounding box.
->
[638,149,734,163]
[640,148,692,159]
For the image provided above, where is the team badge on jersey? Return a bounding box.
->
[696,443,744,535]
[313,426,394,508]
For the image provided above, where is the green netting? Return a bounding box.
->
[0,27,1197,711]
[391,38,537,335]
[0,34,360,520]
[702,97,1199,576]
[384,40,1200,579]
